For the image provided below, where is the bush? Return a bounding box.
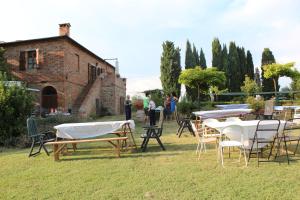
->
[0,73,34,146]
[177,98,196,116]
[246,96,264,111]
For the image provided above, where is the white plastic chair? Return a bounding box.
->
[194,118,221,159]
[225,117,242,122]
[218,125,248,167]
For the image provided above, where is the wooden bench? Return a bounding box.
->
[45,137,128,161]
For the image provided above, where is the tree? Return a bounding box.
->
[160,41,182,97]
[221,44,229,88]
[212,38,222,71]
[261,48,277,93]
[237,46,247,86]
[185,40,197,100]
[246,50,254,79]
[0,48,10,79]
[254,67,261,87]
[262,62,299,98]
[185,40,196,68]
[178,67,226,101]
[241,75,261,97]
[228,42,240,92]
[199,48,207,69]
[0,72,34,146]
[192,44,200,66]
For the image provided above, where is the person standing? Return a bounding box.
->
[170,92,178,120]
[148,95,156,126]
[124,95,132,120]
[143,92,150,124]
[164,94,171,120]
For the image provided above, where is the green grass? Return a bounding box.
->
[1,116,300,200]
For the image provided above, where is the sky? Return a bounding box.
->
[1,0,300,96]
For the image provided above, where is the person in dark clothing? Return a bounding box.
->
[148,95,156,126]
[124,95,132,120]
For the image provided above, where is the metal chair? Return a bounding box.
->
[218,125,248,167]
[141,110,165,152]
[27,117,56,157]
[194,118,221,158]
[275,118,300,164]
[248,119,280,166]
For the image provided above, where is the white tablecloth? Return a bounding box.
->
[274,106,300,111]
[54,120,135,139]
[203,120,285,148]
[215,104,249,110]
[193,109,252,119]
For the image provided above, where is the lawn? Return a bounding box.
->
[1,115,300,200]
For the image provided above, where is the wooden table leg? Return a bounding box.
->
[53,144,60,161]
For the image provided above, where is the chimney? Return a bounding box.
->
[59,23,71,36]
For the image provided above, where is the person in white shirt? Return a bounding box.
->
[148,96,156,126]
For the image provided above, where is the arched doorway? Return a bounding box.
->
[41,86,58,112]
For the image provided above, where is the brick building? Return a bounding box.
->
[0,23,126,117]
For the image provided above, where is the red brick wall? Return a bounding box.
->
[1,38,126,116]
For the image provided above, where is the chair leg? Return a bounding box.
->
[220,147,224,167]
[42,143,50,156]
[294,140,300,155]
[155,137,165,150]
[243,148,248,166]
[28,139,36,157]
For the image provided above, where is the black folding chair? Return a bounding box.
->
[141,110,165,152]
[175,108,195,138]
[248,119,280,166]
[276,118,300,164]
[27,117,56,157]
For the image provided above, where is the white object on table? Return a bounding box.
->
[202,120,285,149]
[193,109,252,120]
[54,120,135,139]
[215,104,249,110]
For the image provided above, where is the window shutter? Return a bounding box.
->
[19,51,26,71]
[35,49,40,68]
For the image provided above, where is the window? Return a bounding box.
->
[27,50,36,70]
[19,49,39,71]
[75,54,80,72]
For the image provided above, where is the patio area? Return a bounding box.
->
[1,115,300,199]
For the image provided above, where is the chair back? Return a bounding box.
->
[264,99,274,116]
[222,125,244,143]
[27,117,38,139]
[255,119,280,139]
[225,117,242,122]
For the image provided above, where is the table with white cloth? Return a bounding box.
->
[54,120,137,150]
[202,120,286,149]
[193,109,253,120]
[215,104,249,110]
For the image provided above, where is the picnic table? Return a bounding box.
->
[193,109,253,120]
[46,120,137,161]
[203,120,286,149]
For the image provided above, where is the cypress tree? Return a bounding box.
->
[212,38,222,70]
[246,50,254,79]
[192,44,200,66]
[237,46,247,85]
[160,41,181,97]
[261,48,277,93]
[185,40,197,100]
[185,40,196,68]
[221,44,229,88]
[199,48,207,69]
[254,67,261,87]
[228,42,240,92]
